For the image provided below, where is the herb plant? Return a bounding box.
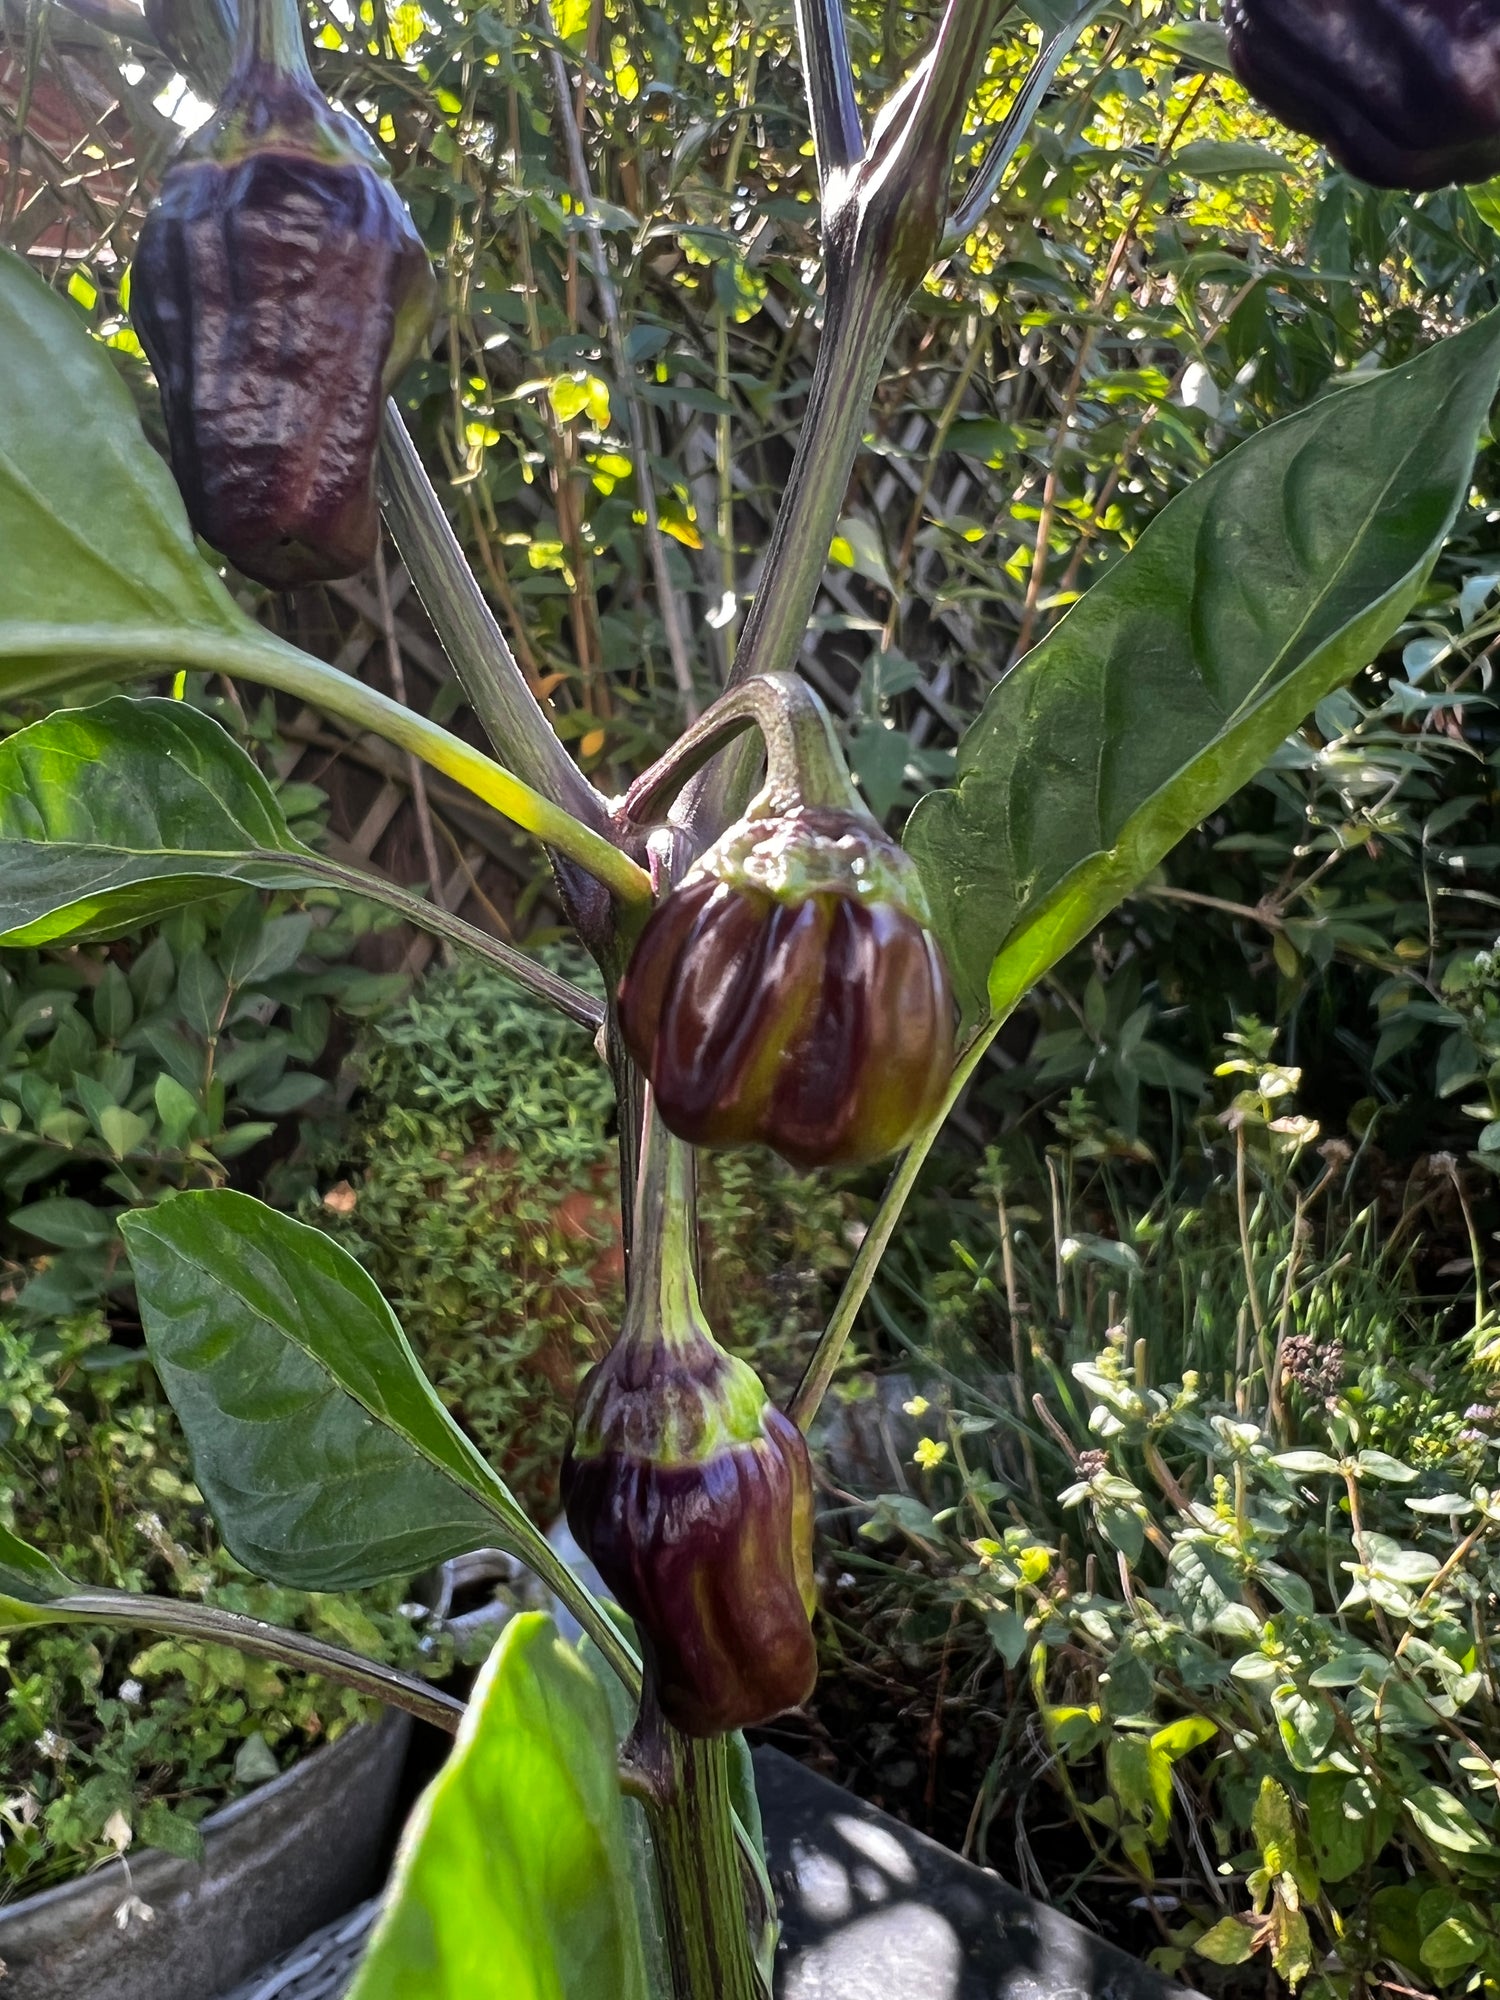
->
[290,950,852,1513]
[3,1,1500,1995]
[0,1309,433,1898]
[841,1033,1500,1995]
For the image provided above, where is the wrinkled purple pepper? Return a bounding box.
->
[618,806,955,1172]
[1225,0,1500,191]
[563,1320,818,1738]
[133,41,433,586]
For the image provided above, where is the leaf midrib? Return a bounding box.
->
[1072,368,1447,857]
[131,1219,517,1531]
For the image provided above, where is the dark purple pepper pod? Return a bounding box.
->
[1225,0,1500,192]
[618,805,955,1172]
[562,1119,818,1738]
[563,1337,817,1739]
[131,0,435,587]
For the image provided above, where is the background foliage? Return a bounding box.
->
[3,3,1500,1994]
[284,950,852,1512]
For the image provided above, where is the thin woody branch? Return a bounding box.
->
[379,412,614,835]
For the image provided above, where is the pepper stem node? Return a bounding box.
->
[620,672,864,835]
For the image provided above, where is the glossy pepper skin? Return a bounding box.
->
[562,1300,818,1738]
[618,806,955,1172]
[1225,0,1500,191]
[132,9,434,586]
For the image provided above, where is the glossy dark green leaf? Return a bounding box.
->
[8,1195,117,1249]
[0,698,319,944]
[348,1614,651,2000]
[0,248,274,699]
[907,311,1500,1020]
[0,696,606,1029]
[121,1190,525,1590]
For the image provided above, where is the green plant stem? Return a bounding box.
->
[683,0,1002,840]
[10,626,652,907]
[793,0,863,185]
[515,1531,643,1700]
[790,1017,1000,1431]
[231,0,310,80]
[377,409,614,834]
[699,265,904,815]
[942,0,1109,248]
[282,851,605,1028]
[621,671,859,829]
[38,1590,466,1734]
[632,1696,765,2000]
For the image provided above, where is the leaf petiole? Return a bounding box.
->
[3,623,653,908]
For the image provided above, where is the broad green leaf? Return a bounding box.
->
[1275,1449,1341,1477]
[1373,1883,1429,1978]
[907,311,1500,1020]
[1251,1776,1298,1865]
[1421,1916,1485,1975]
[1194,1917,1256,1968]
[1150,1715,1216,1761]
[0,248,271,698]
[1405,1784,1493,1856]
[1272,1684,1336,1771]
[1309,1773,1395,1885]
[1167,1537,1239,1632]
[0,698,605,1029]
[0,1522,76,1624]
[1354,1449,1419,1484]
[8,1195,116,1248]
[121,1190,527,1591]
[1106,1735,1169,1836]
[0,699,322,945]
[1272,1906,1313,1988]
[348,1615,650,2000]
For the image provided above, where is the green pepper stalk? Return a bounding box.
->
[562,1104,818,1738]
[679,0,1007,845]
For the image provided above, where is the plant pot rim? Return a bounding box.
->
[223,1739,1205,2000]
[753,1747,1206,2000]
[0,1709,408,1929]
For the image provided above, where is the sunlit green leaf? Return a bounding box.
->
[0,699,320,945]
[348,1615,650,2000]
[908,312,1500,1021]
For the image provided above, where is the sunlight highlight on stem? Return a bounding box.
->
[7,625,653,907]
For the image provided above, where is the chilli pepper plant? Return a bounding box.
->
[5,0,1500,1995]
